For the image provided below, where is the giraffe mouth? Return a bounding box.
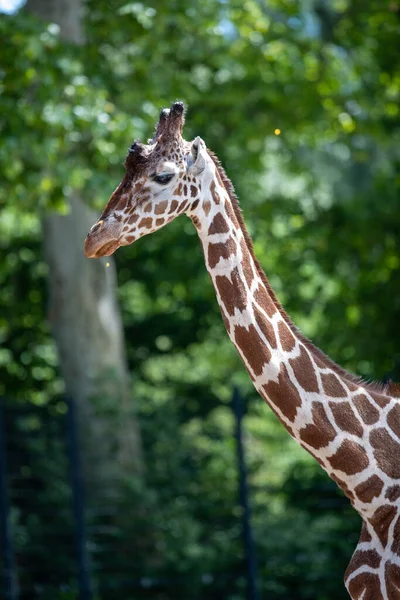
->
[93,239,120,258]
[84,216,124,258]
[84,235,121,259]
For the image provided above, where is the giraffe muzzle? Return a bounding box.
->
[84,219,121,259]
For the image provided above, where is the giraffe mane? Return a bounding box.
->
[206,149,393,398]
[387,381,400,397]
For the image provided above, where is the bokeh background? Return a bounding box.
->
[1,1,399,599]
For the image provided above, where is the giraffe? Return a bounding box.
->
[84,101,400,599]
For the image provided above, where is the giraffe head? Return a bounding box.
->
[84,101,210,258]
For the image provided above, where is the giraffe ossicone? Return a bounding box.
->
[84,101,400,600]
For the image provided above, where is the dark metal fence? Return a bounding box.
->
[0,398,17,600]
[233,388,260,600]
[0,392,258,600]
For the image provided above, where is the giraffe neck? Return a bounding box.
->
[189,160,400,512]
[190,168,400,598]
[192,174,342,452]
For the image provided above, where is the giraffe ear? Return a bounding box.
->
[188,136,207,175]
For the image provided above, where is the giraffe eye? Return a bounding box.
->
[153,173,174,185]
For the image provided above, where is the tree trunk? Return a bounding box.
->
[26,0,84,44]
[26,0,142,492]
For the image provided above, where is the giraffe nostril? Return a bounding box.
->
[91,220,104,234]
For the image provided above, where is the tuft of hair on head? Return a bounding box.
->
[124,139,148,173]
[170,101,185,116]
[129,140,146,155]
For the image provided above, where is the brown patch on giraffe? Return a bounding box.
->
[329,401,363,437]
[210,180,221,204]
[327,439,369,475]
[240,239,255,287]
[221,310,231,334]
[330,475,355,503]
[203,200,211,216]
[253,305,277,348]
[181,200,189,212]
[138,217,153,229]
[347,573,382,600]
[128,214,139,224]
[208,213,230,235]
[267,400,296,438]
[370,428,400,478]
[299,401,336,450]
[125,235,135,243]
[369,504,397,547]
[191,199,200,211]
[311,354,326,370]
[387,404,400,439]
[191,216,201,229]
[143,202,152,213]
[290,346,319,393]
[385,563,400,599]
[208,238,236,269]
[348,549,381,571]
[262,364,302,423]
[155,218,164,227]
[277,321,296,352]
[359,523,372,543]
[354,475,384,503]
[343,379,361,392]
[254,286,278,319]
[190,185,198,198]
[331,473,355,501]
[392,516,400,556]
[373,394,391,408]
[183,184,188,196]
[155,200,168,215]
[285,424,295,438]
[168,200,179,214]
[321,372,347,397]
[235,324,271,376]
[173,183,182,196]
[386,485,400,502]
[114,195,129,212]
[215,267,247,316]
[353,394,380,425]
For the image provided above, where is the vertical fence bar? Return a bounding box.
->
[0,399,18,600]
[233,387,260,600]
[65,396,93,600]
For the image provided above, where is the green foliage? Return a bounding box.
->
[1,1,400,599]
